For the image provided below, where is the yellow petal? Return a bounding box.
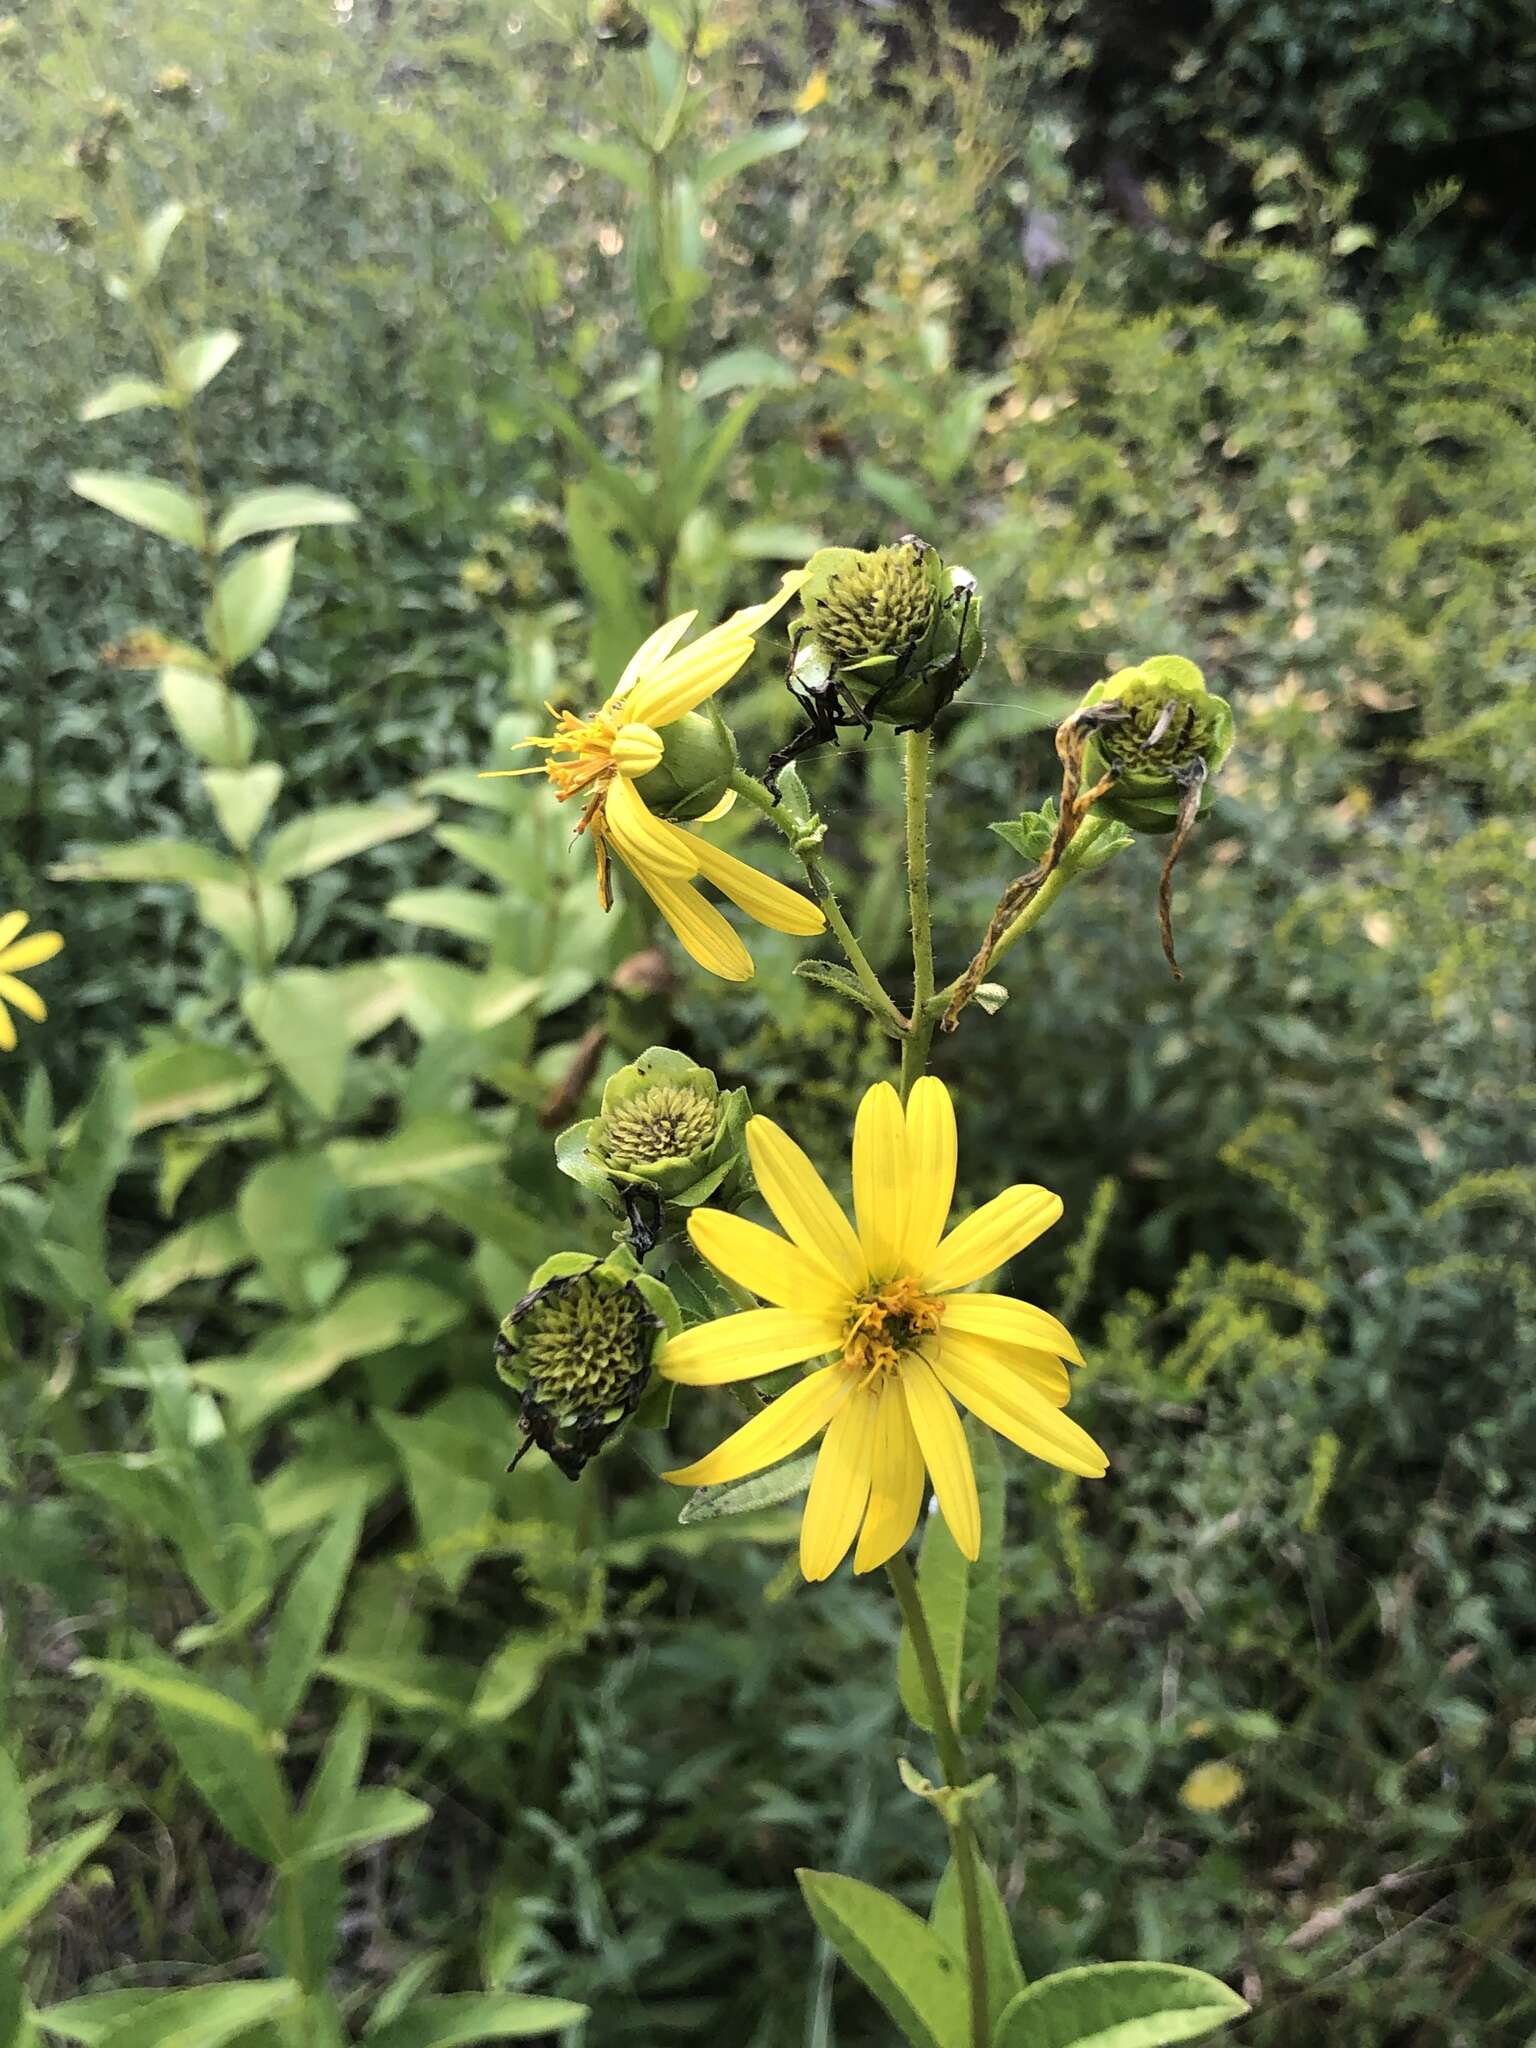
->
[688,835,827,936]
[662,1308,844,1384]
[721,569,808,636]
[931,1345,1108,1479]
[923,1185,1063,1293]
[0,931,63,975]
[900,1355,980,1560]
[661,1365,851,1486]
[939,1292,1083,1366]
[800,1386,878,1580]
[746,1115,867,1292]
[625,634,755,729]
[611,609,699,703]
[0,998,15,1052]
[0,974,46,1024]
[687,1209,850,1313]
[851,1081,910,1280]
[693,788,737,824]
[853,1376,926,1572]
[626,862,754,981]
[0,911,27,953]
[938,1327,1070,1407]
[604,771,698,882]
[902,1076,957,1273]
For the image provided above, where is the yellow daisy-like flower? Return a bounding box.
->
[661,1077,1108,1580]
[486,574,825,981]
[0,910,64,1052]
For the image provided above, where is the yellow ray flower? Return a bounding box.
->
[660,1076,1107,1580]
[0,910,64,1053]
[484,575,824,981]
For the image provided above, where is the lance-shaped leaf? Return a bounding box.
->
[0,1814,118,1949]
[208,534,296,667]
[797,1871,966,2048]
[69,472,205,548]
[78,376,171,422]
[899,1422,1004,1738]
[991,1964,1249,2048]
[171,329,240,396]
[215,486,358,551]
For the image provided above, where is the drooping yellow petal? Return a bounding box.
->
[693,788,737,824]
[0,911,27,953]
[923,1185,1063,1293]
[661,1365,851,1487]
[662,1307,843,1384]
[0,999,15,1053]
[720,569,808,637]
[624,634,755,730]
[902,1076,957,1274]
[0,974,46,1024]
[611,609,699,703]
[604,771,699,883]
[0,930,64,975]
[800,1386,878,1581]
[687,835,827,936]
[745,1115,867,1292]
[900,1354,980,1560]
[687,1209,850,1313]
[938,1326,1070,1407]
[851,1081,910,1281]
[931,1345,1108,1479]
[626,862,754,981]
[939,1292,1083,1367]
[853,1376,927,1572]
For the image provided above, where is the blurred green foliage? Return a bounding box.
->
[2,0,1532,2044]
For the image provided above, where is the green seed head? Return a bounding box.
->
[595,1081,719,1171]
[809,543,939,668]
[1080,656,1235,835]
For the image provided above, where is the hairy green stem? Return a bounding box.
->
[900,729,937,1101]
[886,1553,990,2048]
[928,824,1106,1024]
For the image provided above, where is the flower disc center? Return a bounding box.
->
[842,1275,945,1385]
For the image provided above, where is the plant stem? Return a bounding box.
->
[886,1553,990,2048]
[928,827,1102,1024]
[729,768,907,1036]
[900,729,936,1101]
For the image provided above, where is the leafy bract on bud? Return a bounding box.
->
[556,1045,750,1211]
[792,537,984,730]
[1078,655,1234,834]
[495,1245,680,1479]
[632,705,739,821]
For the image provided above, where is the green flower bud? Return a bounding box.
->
[1079,656,1234,834]
[495,1245,680,1479]
[633,706,738,821]
[792,539,985,730]
[556,1045,751,1209]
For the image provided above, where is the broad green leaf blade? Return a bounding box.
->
[241,971,352,1117]
[49,840,237,887]
[931,1856,1024,2031]
[192,877,296,966]
[549,133,649,191]
[111,1208,250,1317]
[136,202,185,281]
[215,488,358,552]
[262,801,436,881]
[159,669,256,768]
[68,472,205,548]
[38,1979,301,2046]
[171,330,241,396]
[285,1786,429,1870]
[0,1814,118,1948]
[259,1496,365,1731]
[991,1964,1249,2048]
[677,1452,818,1523]
[899,1423,1004,1737]
[125,1041,269,1133]
[468,1630,566,1724]
[202,763,283,852]
[364,1992,589,2046]
[326,1115,504,1190]
[797,1870,966,2048]
[78,376,171,422]
[74,1659,271,1750]
[0,1747,28,1892]
[698,119,806,193]
[208,535,296,667]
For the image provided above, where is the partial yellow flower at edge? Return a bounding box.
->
[482,573,824,982]
[0,910,64,1053]
[795,69,828,115]
[659,1075,1107,1581]
[1180,1761,1246,1813]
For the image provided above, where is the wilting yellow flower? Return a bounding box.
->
[661,1077,1107,1579]
[0,911,64,1053]
[486,575,824,981]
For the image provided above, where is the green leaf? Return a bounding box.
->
[376,1410,498,1597]
[469,1631,566,1724]
[126,1041,269,1132]
[666,391,764,529]
[237,1152,348,1309]
[364,1993,589,2046]
[693,350,799,401]
[263,801,436,881]
[112,1208,250,1317]
[326,1116,504,1190]
[797,1871,966,2048]
[74,1659,272,1750]
[159,669,256,768]
[318,1654,476,1719]
[208,535,296,667]
[192,877,296,966]
[202,763,282,852]
[49,839,237,887]
[241,971,353,1117]
[285,1786,430,1871]
[899,1424,1004,1738]
[793,959,903,1037]
[0,1747,28,1893]
[386,889,502,947]
[136,202,185,280]
[38,1980,302,2047]
[698,119,807,193]
[171,329,240,396]
[677,1453,818,1523]
[991,1964,1248,2048]
[215,487,358,552]
[259,1497,366,1731]
[549,132,649,192]
[0,1814,118,1948]
[79,376,172,422]
[931,1857,1024,2031]
[68,472,205,548]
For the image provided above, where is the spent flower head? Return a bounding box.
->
[1079,655,1234,835]
[791,537,984,733]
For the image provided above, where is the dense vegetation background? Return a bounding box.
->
[2,1,1532,2043]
